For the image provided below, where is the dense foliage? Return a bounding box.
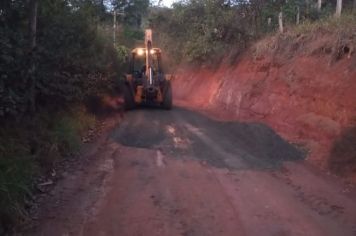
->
[149,0,356,64]
[0,1,123,118]
[149,1,253,64]
[0,0,149,231]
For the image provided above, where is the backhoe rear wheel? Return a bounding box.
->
[123,83,136,110]
[162,80,172,110]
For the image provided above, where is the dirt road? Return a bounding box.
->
[27,107,356,236]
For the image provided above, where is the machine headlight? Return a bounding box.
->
[137,48,144,56]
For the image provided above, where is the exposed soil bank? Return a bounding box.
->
[173,34,356,180]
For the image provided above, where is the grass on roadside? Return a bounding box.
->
[292,13,356,35]
[0,106,96,231]
[252,13,356,61]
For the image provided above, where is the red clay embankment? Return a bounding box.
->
[173,32,356,180]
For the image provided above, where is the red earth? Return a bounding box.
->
[173,49,356,181]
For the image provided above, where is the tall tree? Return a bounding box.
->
[335,0,342,17]
[278,11,284,33]
[28,0,38,50]
[111,0,149,27]
[317,0,321,11]
[28,0,38,113]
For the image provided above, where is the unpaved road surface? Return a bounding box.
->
[26,107,356,236]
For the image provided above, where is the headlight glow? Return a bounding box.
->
[137,49,144,56]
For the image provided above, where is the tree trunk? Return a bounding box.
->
[267,17,271,26]
[305,0,310,15]
[296,6,300,24]
[28,0,38,50]
[317,0,322,11]
[254,13,259,37]
[278,12,283,33]
[335,0,342,18]
[28,0,38,113]
[353,0,356,12]
[113,10,116,46]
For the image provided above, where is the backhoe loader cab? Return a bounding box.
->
[123,29,173,110]
[130,48,162,78]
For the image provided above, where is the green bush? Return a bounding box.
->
[0,1,122,118]
[0,0,146,231]
[0,156,35,227]
[0,123,35,228]
[0,107,96,229]
[149,0,255,65]
[51,112,90,154]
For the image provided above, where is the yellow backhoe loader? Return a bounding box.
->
[122,29,173,110]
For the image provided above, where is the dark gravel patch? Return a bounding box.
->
[111,107,305,170]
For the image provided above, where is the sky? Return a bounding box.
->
[159,0,177,7]
[151,0,177,8]
[105,0,177,11]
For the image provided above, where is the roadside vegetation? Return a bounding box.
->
[0,0,148,231]
[252,13,356,62]
[149,0,356,66]
[0,107,95,228]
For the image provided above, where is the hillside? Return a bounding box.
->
[174,19,356,180]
